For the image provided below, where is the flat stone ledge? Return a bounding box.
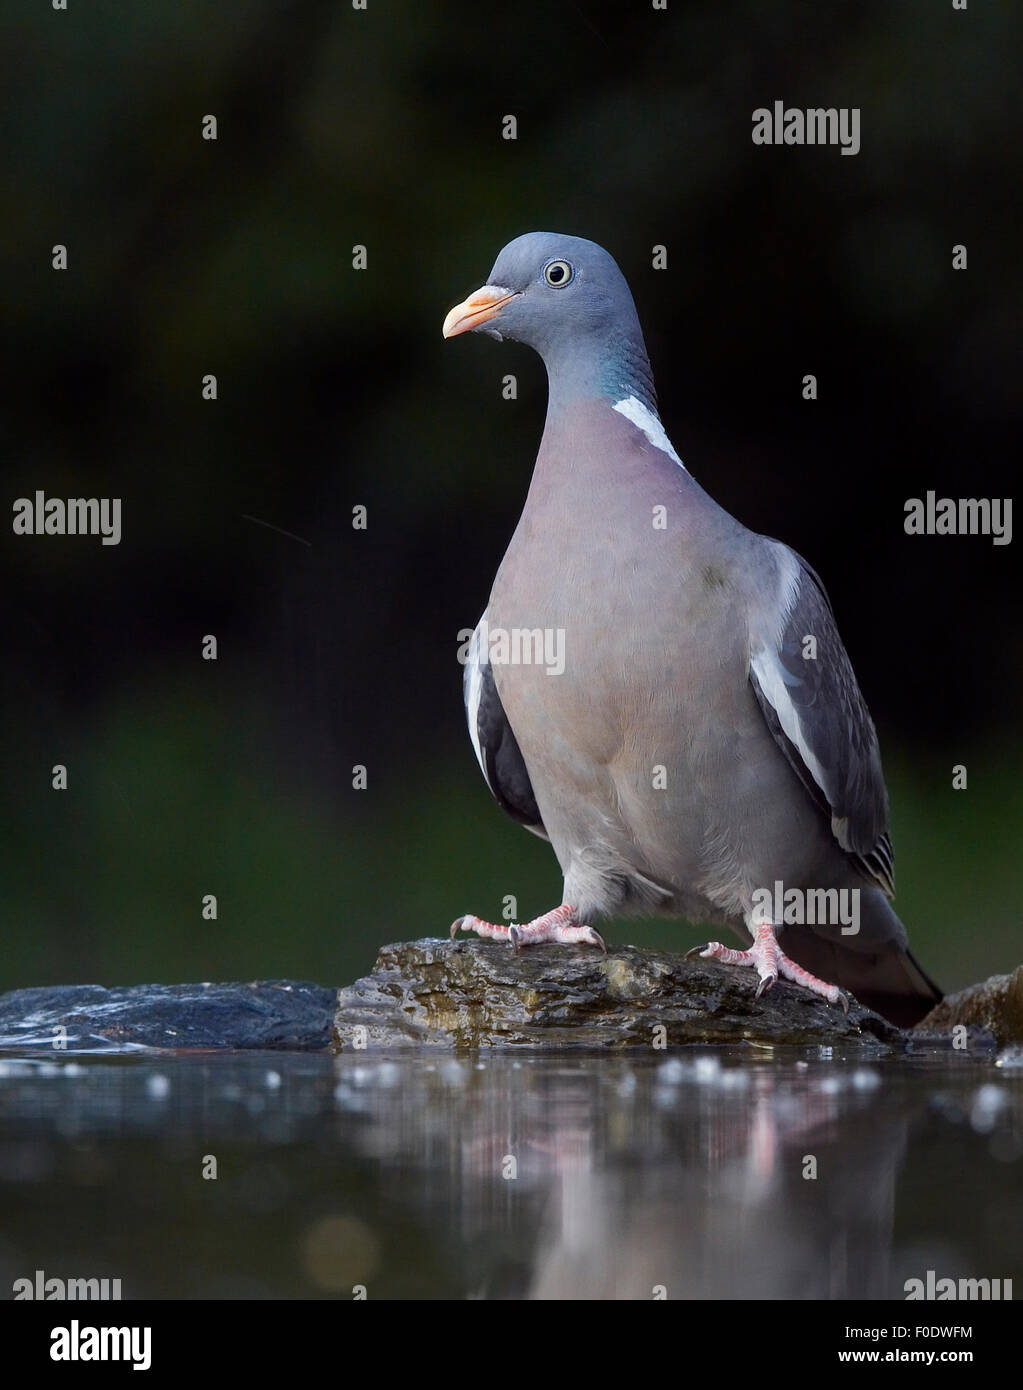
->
[332,938,914,1051]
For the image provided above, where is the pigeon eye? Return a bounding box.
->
[543,259,573,287]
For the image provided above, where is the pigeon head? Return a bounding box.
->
[443,232,657,412]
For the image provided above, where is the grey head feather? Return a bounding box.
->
[477,232,658,414]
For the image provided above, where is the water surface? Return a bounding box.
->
[0,1049,1020,1299]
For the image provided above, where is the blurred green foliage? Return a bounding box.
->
[4,669,1020,992]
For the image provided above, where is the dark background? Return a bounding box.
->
[2,0,1020,994]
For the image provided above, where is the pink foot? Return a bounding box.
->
[450,903,606,952]
[686,920,848,1011]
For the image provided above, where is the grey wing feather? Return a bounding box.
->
[464,616,547,837]
[749,546,895,896]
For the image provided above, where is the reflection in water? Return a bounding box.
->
[0,1050,1020,1299]
[340,1055,913,1299]
[521,1062,905,1299]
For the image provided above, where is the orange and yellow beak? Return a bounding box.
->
[442,285,518,338]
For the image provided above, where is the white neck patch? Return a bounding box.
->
[612,395,687,472]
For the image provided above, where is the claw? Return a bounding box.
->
[755,974,777,999]
[582,926,607,953]
[450,916,467,939]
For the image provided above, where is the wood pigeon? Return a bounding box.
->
[442,232,940,1026]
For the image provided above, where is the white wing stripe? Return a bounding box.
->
[465,613,489,785]
[750,645,831,802]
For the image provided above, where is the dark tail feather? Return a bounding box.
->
[782,928,942,1028]
[845,947,943,1028]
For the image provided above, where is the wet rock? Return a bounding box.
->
[2,951,1010,1055]
[332,938,906,1051]
[0,981,336,1052]
[919,964,1023,1046]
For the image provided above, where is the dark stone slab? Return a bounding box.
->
[0,980,337,1052]
[332,938,910,1051]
